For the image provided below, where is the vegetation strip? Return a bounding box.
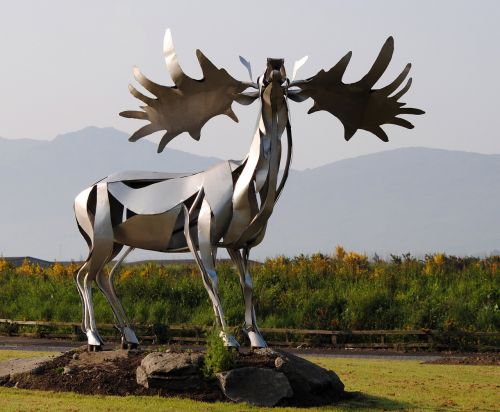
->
[0,249,498,350]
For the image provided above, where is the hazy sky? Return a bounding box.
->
[1,0,499,169]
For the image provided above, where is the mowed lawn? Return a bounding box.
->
[0,351,498,411]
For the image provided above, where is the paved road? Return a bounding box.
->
[0,336,453,362]
[0,355,57,382]
[0,336,80,352]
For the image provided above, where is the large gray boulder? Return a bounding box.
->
[217,366,293,407]
[135,349,345,406]
[255,348,345,406]
[136,352,204,390]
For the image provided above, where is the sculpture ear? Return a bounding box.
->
[239,56,253,81]
[291,56,308,81]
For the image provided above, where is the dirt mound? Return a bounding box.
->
[3,349,224,402]
[1,348,346,406]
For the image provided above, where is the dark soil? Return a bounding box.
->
[423,352,499,366]
[3,348,225,402]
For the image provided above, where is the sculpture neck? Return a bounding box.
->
[224,80,291,248]
[252,81,289,197]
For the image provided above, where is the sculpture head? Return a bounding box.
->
[264,58,286,85]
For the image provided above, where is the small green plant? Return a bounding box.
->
[202,327,234,378]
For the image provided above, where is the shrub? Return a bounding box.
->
[202,328,234,378]
[0,250,498,333]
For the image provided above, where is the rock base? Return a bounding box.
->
[137,348,345,407]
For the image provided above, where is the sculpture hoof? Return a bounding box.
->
[220,331,240,348]
[88,344,102,352]
[86,330,102,347]
[122,326,139,345]
[246,329,268,348]
[121,339,138,350]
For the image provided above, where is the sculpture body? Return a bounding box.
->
[74,30,423,349]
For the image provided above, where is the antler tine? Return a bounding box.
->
[158,131,181,153]
[119,110,148,120]
[369,126,389,142]
[129,123,161,142]
[128,84,155,106]
[133,67,163,96]
[392,77,413,101]
[388,118,415,129]
[360,36,394,88]
[379,63,411,96]
[399,107,425,115]
[163,28,185,84]
[196,49,220,78]
[327,51,352,80]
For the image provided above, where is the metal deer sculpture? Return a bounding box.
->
[74,29,424,350]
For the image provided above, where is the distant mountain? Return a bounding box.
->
[261,147,500,258]
[1,127,500,261]
[0,127,219,261]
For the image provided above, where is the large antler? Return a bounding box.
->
[289,37,424,142]
[120,29,250,152]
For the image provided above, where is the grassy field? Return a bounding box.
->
[0,351,498,411]
[0,350,55,362]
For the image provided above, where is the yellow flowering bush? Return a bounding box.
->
[15,258,43,275]
[0,258,12,272]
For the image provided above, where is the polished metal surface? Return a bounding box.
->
[74,30,424,350]
[120,29,249,152]
[289,37,424,142]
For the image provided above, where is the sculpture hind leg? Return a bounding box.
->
[83,183,115,350]
[227,248,267,348]
[75,256,106,348]
[74,260,90,336]
[74,187,95,341]
[96,246,139,349]
[183,202,239,347]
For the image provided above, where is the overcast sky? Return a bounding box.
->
[1,0,499,169]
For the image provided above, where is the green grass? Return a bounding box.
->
[0,350,498,411]
[312,357,499,411]
[0,350,56,362]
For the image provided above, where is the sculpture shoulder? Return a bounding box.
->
[97,159,245,185]
[96,170,196,184]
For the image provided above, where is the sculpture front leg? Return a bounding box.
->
[228,248,267,348]
[96,246,140,349]
[184,202,239,348]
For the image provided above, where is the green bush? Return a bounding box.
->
[202,328,234,378]
[0,252,498,332]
